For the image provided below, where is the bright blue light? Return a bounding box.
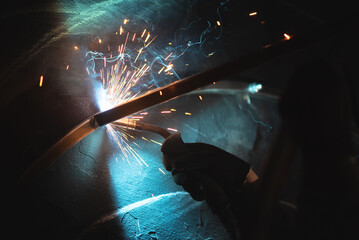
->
[93,82,113,112]
[247,83,262,93]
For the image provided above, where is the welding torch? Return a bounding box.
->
[113,118,242,239]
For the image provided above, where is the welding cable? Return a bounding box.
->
[112,119,171,139]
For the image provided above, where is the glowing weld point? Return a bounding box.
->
[247,83,263,93]
[284,33,291,40]
[158,168,166,175]
[39,75,44,87]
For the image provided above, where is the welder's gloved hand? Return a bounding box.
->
[161,133,251,214]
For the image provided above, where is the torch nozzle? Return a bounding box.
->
[112,118,171,139]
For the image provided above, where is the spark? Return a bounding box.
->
[158,66,165,74]
[249,11,258,16]
[66,65,69,70]
[216,21,221,26]
[39,75,44,87]
[167,128,178,132]
[185,112,192,115]
[144,35,157,48]
[164,63,173,72]
[151,139,162,146]
[164,52,173,61]
[74,45,79,50]
[284,33,291,40]
[134,47,143,63]
[199,95,203,100]
[158,168,166,175]
[123,19,129,24]
[144,32,150,42]
[91,24,182,167]
[99,38,102,44]
[170,109,176,112]
[141,29,146,38]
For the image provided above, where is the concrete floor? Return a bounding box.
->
[26,87,279,239]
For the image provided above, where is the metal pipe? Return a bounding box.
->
[92,24,327,127]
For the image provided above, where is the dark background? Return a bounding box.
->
[0,0,358,238]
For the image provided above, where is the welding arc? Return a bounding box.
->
[113,121,171,139]
[91,21,332,127]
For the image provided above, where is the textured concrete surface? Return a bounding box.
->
[27,88,279,239]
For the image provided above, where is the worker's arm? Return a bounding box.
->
[161,133,258,239]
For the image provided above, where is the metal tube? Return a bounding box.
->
[92,24,329,127]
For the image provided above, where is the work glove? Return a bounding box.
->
[161,133,251,213]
